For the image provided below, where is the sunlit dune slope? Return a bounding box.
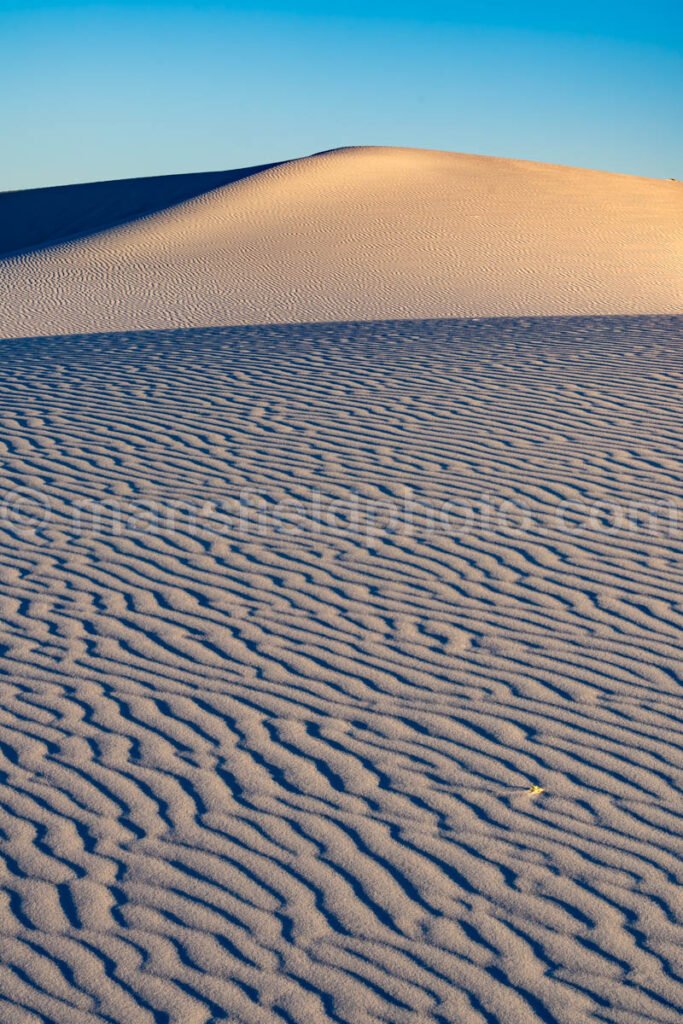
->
[1,146,681,338]
[0,162,279,259]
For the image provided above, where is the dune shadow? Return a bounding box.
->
[0,161,282,258]
[3,310,681,351]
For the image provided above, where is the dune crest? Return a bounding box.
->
[0,162,280,260]
[1,146,681,338]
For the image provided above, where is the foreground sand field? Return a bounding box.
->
[0,150,681,1023]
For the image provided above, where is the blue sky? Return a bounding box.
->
[1,1,681,190]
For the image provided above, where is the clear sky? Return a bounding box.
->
[1,1,681,191]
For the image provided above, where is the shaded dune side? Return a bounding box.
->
[1,146,681,339]
[0,315,681,1024]
[0,162,280,258]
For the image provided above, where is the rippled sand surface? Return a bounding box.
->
[1,147,681,340]
[0,314,681,1023]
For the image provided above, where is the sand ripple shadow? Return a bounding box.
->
[0,314,681,1023]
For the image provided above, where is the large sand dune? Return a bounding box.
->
[1,146,681,339]
[0,149,682,1023]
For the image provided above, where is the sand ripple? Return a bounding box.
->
[1,147,681,340]
[0,315,681,1022]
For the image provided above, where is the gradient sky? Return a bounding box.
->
[1,1,681,191]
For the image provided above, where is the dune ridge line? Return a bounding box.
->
[1,146,681,340]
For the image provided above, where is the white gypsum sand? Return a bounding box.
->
[0,149,681,1024]
[0,147,681,339]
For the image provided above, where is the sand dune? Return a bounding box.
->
[1,147,682,1022]
[0,162,279,261]
[1,147,681,339]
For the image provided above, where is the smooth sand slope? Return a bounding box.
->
[1,146,682,338]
